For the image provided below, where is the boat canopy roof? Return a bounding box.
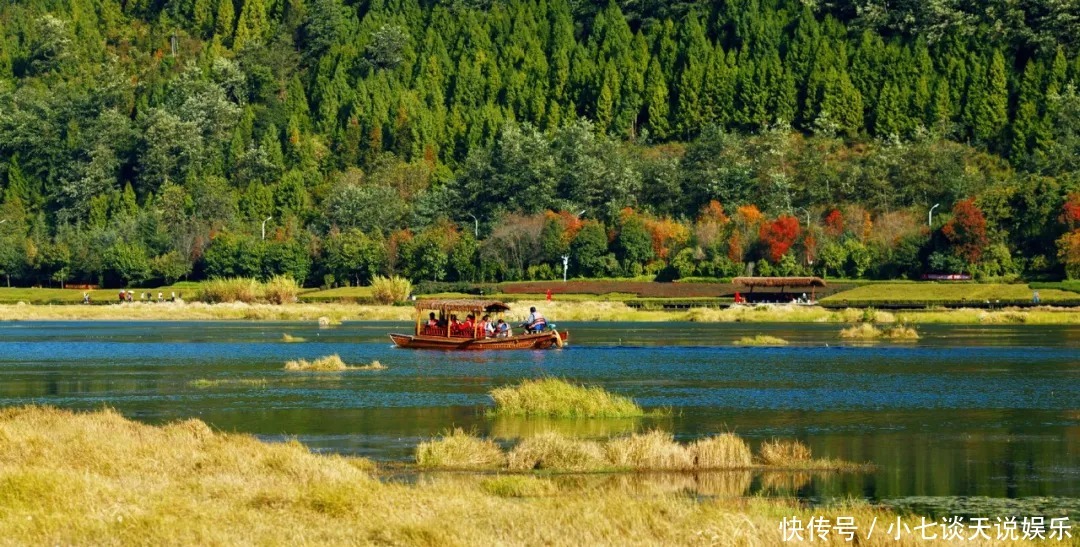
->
[733,276,827,288]
[415,299,512,313]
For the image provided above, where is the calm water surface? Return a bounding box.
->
[1,320,1078,506]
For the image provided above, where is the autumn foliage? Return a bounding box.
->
[1062,192,1080,229]
[824,209,844,238]
[759,215,801,262]
[942,198,989,264]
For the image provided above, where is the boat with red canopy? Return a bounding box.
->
[389,299,567,350]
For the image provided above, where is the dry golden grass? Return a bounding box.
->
[283,355,386,372]
[0,406,1030,546]
[423,430,862,474]
[284,354,350,371]
[281,333,307,343]
[733,335,789,346]
[506,432,607,471]
[605,430,695,470]
[840,323,920,340]
[489,378,653,418]
[188,378,268,389]
[0,302,414,322]
[479,475,559,498]
[758,439,812,466]
[415,428,505,469]
[688,433,754,469]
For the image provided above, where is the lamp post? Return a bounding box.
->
[928,204,940,228]
[795,207,811,228]
[0,219,7,224]
[561,255,570,282]
[261,216,272,241]
[467,214,479,238]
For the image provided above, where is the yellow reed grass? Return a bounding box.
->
[506,432,607,471]
[489,378,653,418]
[0,406,980,546]
[688,433,753,469]
[758,439,812,466]
[414,428,505,469]
[604,430,695,471]
[733,335,789,346]
[281,333,307,343]
[479,476,558,498]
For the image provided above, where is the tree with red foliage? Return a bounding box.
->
[824,209,844,238]
[759,215,801,263]
[1062,192,1080,229]
[942,198,989,265]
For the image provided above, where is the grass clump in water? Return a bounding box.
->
[284,354,350,371]
[189,378,269,388]
[758,439,812,466]
[733,335,789,346]
[488,378,654,418]
[479,476,558,498]
[840,323,920,340]
[281,333,307,343]
[415,428,505,469]
[688,433,753,469]
[507,432,607,471]
[284,355,387,371]
[605,430,694,470]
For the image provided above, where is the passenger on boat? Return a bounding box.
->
[459,314,476,337]
[427,312,438,327]
[480,315,494,338]
[522,307,547,333]
[495,319,510,337]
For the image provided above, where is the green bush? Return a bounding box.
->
[370,275,412,304]
[264,275,300,304]
[199,278,263,303]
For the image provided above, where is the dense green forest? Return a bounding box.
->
[2,0,1080,288]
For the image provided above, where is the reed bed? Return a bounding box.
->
[0,406,973,546]
[839,323,920,340]
[188,378,269,388]
[757,439,812,466]
[479,475,559,498]
[506,432,607,471]
[733,335,789,346]
[415,428,505,469]
[420,430,833,473]
[0,302,414,322]
[488,378,654,418]
[264,275,300,304]
[281,333,307,343]
[283,355,386,372]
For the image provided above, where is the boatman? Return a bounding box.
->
[522,306,547,333]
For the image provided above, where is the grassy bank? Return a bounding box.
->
[3,298,1080,324]
[822,282,1079,305]
[0,406,982,546]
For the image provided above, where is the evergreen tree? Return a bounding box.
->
[215,0,236,40]
[234,0,269,50]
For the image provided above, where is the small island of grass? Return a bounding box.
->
[488,377,665,419]
[734,335,789,346]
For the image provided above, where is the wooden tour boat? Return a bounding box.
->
[389,299,567,350]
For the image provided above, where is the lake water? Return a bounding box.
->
[1,320,1078,511]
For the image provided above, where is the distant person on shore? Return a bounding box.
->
[83,292,90,305]
[1033,290,1040,304]
[157,292,163,302]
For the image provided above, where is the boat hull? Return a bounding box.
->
[389,330,568,350]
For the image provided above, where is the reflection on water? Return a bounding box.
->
[0,320,1078,506]
[407,471,756,499]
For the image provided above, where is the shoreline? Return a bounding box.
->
[3,300,1080,324]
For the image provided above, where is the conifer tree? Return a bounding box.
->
[215,0,235,40]
[972,50,1009,146]
[642,57,670,138]
[234,0,269,50]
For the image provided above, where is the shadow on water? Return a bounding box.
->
[0,320,1078,508]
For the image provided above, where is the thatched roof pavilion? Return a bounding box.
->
[415,299,512,313]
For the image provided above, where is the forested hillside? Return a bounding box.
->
[2,0,1080,287]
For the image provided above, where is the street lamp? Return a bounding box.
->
[561,255,570,282]
[467,214,479,238]
[261,216,272,241]
[0,219,7,224]
[928,204,940,228]
[795,207,811,228]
